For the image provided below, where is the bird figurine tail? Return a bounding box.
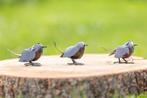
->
[109,49,116,56]
[53,41,64,54]
[7,49,21,57]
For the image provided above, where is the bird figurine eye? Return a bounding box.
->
[126,42,129,45]
[32,48,36,51]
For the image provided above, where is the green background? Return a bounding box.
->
[0,0,147,60]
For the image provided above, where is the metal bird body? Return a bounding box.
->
[32,48,43,61]
[61,42,87,65]
[110,41,137,63]
[71,47,85,59]
[19,48,36,62]
[19,43,47,65]
[114,45,130,58]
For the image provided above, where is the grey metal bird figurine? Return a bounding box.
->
[109,41,137,63]
[8,43,47,65]
[61,42,87,65]
[19,43,47,65]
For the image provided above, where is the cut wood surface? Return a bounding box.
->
[0,54,147,98]
[0,54,146,79]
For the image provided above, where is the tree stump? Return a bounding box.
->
[0,54,147,98]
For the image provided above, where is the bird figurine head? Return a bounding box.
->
[75,42,88,48]
[31,43,47,52]
[124,41,137,48]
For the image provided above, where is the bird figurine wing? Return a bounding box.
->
[115,46,129,58]
[62,46,80,57]
[19,48,36,62]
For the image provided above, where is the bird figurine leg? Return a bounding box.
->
[72,59,78,65]
[24,61,33,66]
[70,59,84,65]
[118,58,121,63]
[122,58,128,63]
[29,61,34,66]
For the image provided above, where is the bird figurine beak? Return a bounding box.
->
[84,44,88,46]
[42,45,47,48]
[134,44,138,46]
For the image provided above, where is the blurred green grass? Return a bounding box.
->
[0,0,147,60]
